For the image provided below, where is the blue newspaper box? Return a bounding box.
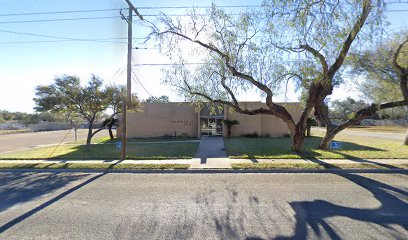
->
[330,141,342,150]
[116,141,122,150]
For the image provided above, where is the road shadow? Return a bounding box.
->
[0,171,92,213]
[0,171,105,233]
[272,172,408,240]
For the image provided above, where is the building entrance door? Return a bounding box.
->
[200,117,223,136]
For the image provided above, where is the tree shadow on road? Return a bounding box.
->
[271,166,408,239]
[0,171,93,213]
[0,171,105,233]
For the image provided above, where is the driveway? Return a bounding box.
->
[0,129,109,154]
[313,127,406,142]
[0,172,407,239]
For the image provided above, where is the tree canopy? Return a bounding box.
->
[144,95,169,103]
[318,32,408,147]
[347,31,408,119]
[34,74,110,150]
[148,0,382,151]
[329,98,371,121]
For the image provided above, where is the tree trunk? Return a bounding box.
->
[319,132,335,150]
[291,126,306,152]
[319,125,342,150]
[74,127,78,142]
[85,120,94,151]
[404,107,408,146]
[227,126,232,138]
[306,125,311,137]
[108,124,114,140]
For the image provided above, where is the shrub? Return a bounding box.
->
[241,131,259,138]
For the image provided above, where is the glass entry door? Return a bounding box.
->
[200,117,223,136]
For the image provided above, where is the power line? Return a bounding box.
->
[1,2,406,17]
[0,8,124,17]
[0,5,262,17]
[132,59,315,67]
[107,67,126,84]
[0,39,147,44]
[133,63,207,66]
[1,9,407,25]
[0,0,406,19]
[138,5,263,10]
[0,16,121,24]
[0,29,146,44]
[131,71,152,96]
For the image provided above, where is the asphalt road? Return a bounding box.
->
[0,129,110,154]
[0,172,407,239]
[313,127,406,142]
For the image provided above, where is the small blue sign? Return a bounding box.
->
[330,141,342,150]
[116,141,122,150]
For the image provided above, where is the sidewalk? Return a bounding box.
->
[191,136,231,169]
[0,158,407,170]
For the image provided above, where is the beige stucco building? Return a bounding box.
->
[118,102,302,138]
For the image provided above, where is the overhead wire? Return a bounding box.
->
[0,5,263,17]
[1,1,407,17]
[1,9,407,24]
[0,29,147,44]
[131,71,153,97]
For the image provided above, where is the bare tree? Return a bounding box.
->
[148,0,378,152]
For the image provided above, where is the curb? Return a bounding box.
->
[1,168,408,174]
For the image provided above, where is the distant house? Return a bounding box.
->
[118,102,302,138]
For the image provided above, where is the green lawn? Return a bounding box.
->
[0,162,189,170]
[0,129,31,135]
[71,136,199,144]
[225,134,408,159]
[0,140,199,160]
[232,163,408,169]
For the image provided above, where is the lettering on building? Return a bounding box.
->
[170,120,194,126]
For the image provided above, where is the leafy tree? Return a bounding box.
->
[0,111,13,121]
[34,74,110,151]
[330,97,370,120]
[104,84,140,140]
[317,33,408,148]
[148,0,380,152]
[144,95,169,103]
[349,31,408,120]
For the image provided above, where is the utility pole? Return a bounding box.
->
[120,0,143,161]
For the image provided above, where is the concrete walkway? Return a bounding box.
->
[190,136,231,169]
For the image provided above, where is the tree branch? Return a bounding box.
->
[299,44,328,76]
[329,99,408,134]
[328,0,372,78]
[392,38,408,100]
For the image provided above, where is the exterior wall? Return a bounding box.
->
[225,102,303,137]
[118,101,303,138]
[124,102,199,138]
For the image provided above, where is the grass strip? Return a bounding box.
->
[231,163,408,170]
[225,135,408,159]
[0,162,189,170]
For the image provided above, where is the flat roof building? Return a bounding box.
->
[118,102,302,138]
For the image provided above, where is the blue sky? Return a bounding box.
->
[0,0,407,113]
